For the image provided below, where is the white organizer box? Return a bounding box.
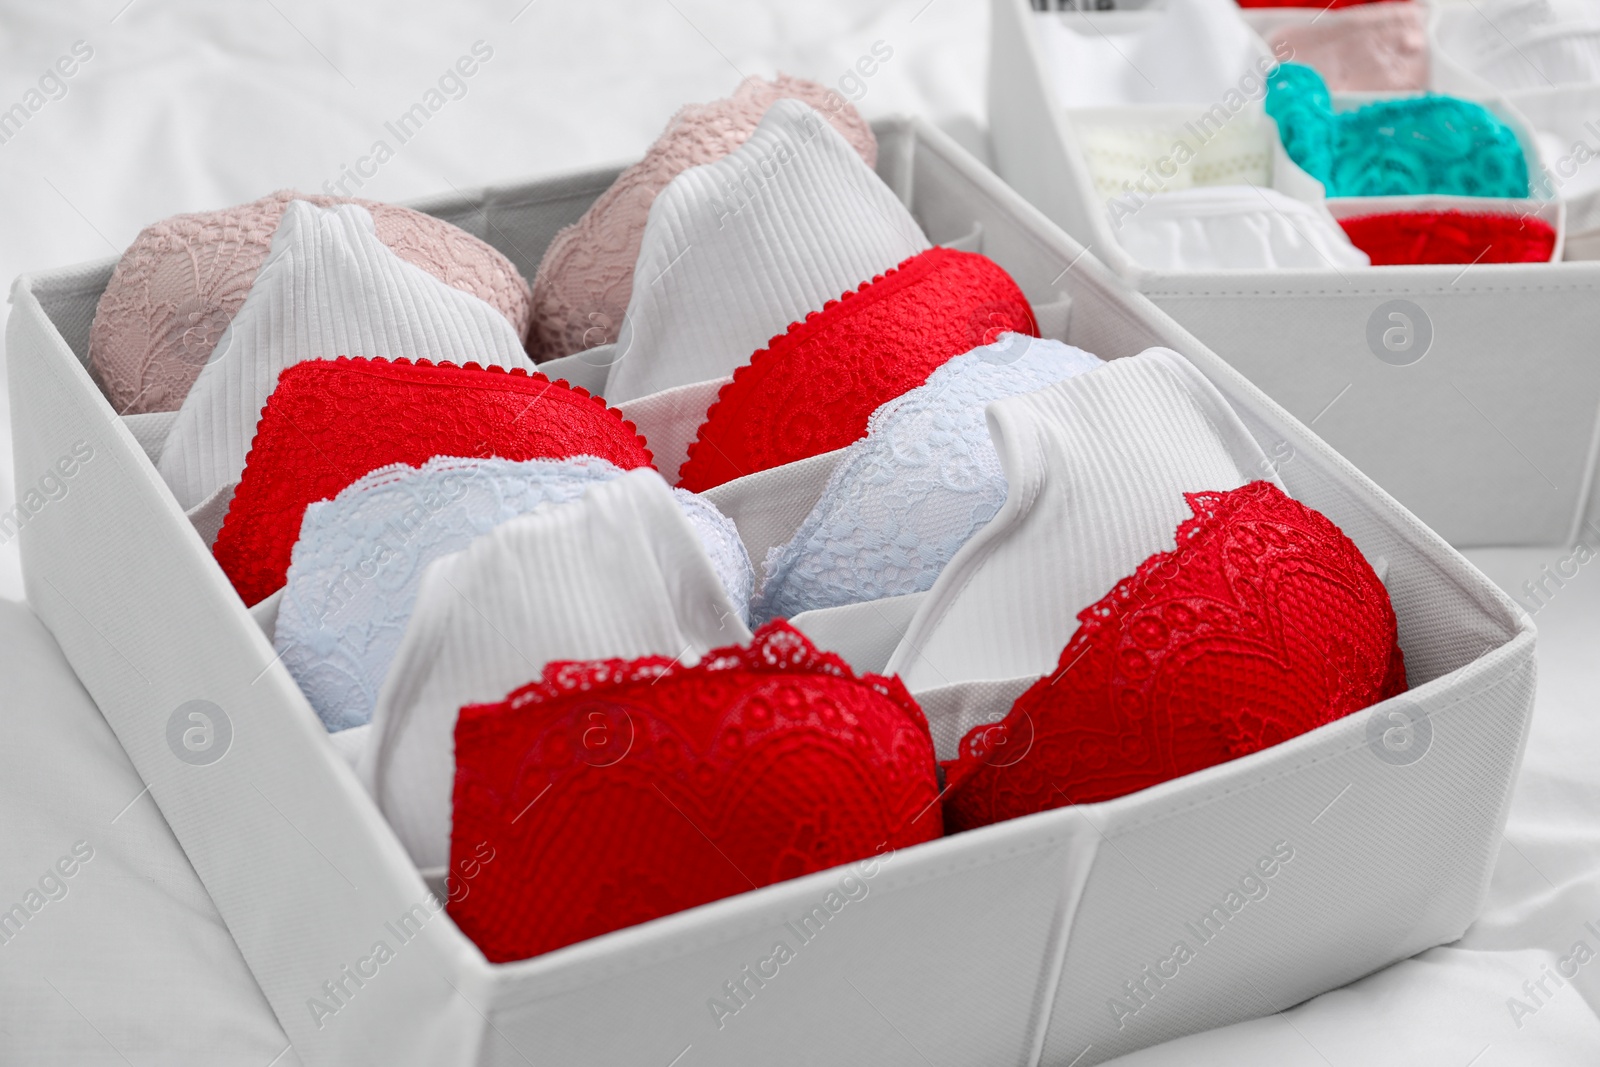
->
[8,117,1535,1067]
[990,0,1600,549]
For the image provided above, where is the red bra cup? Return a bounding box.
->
[448,620,943,963]
[1338,210,1558,266]
[1236,0,1398,7]
[943,481,1407,832]
[676,247,1038,492]
[213,357,652,606]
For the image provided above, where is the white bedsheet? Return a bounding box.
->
[2,2,1598,1063]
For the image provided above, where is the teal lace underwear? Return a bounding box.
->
[1265,63,1530,198]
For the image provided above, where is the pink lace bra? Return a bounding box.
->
[1266,2,1430,92]
[526,74,878,363]
[88,190,533,414]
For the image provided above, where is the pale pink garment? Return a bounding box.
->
[1269,3,1429,92]
[89,191,533,415]
[526,74,877,363]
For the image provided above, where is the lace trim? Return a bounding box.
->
[676,248,1039,491]
[478,619,921,724]
[449,618,941,962]
[212,356,653,606]
[526,75,878,363]
[943,481,1407,830]
[754,336,1102,621]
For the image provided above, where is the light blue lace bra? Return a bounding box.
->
[1265,62,1530,198]
[275,455,753,732]
[754,335,1103,623]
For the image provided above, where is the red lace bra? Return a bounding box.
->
[676,247,1039,492]
[213,357,652,606]
[448,620,942,963]
[1337,210,1558,266]
[942,481,1407,832]
[1236,0,1396,7]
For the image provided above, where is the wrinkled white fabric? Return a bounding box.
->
[602,99,928,404]
[1111,186,1370,271]
[1435,0,1600,93]
[756,334,1103,622]
[360,468,753,870]
[156,200,534,510]
[276,455,752,734]
[886,348,1284,695]
[1514,85,1600,202]
[1037,0,1267,107]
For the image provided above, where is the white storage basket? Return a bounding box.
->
[8,116,1534,1066]
[990,0,1600,548]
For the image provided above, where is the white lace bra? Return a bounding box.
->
[755,335,1103,622]
[275,455,752,733]
[886,347,1285,698]
[1078,113,1274,205]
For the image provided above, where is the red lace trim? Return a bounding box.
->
[1237,0,1397,7]
[942,481,1407,832]
[675,247,1038,491]
[1338,210,1557,265]
[448,620,942,963]
[213,356,653,607]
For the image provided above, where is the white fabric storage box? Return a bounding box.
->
[990,0,1600,548]
[8,116,1534,1067]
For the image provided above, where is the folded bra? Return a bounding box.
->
[1078,114,1274,203]
[212,356,653,607]
[90,190,531,415]
[1111,186,1370,271]
[361,468,753,870]
[1036,0,1266,107]
[1236,0,1402,7]
[887,348,1283,698]
[529,76,877,362]
[449,619,941,962]
[676,246,1039,491]
[1265,2,1429,92]
[880,349,1404,828]
[941,478,1406,830]
[602,98,927,406]
[156,200,537,513]
[756,335,1103,623]
[275,455,753,733]
[1338,210,1559,265]
[1265,63,1531,198]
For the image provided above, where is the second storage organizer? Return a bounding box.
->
[990,0,1600,549]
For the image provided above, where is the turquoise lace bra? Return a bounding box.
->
[1265,63,1530,198]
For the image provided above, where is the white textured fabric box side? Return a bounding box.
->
[988,0,1600,547]
[7,269,494,1066]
